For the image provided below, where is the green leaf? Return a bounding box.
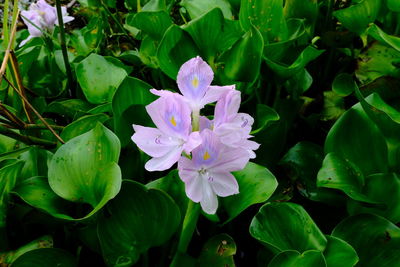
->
[157,25,200,79]
[322,91,345,121]
[98,180,181,266]
[196,234,236,266]
[222,163,278,223]
[268,250,326,267]
[323,235,359,267]
[347,173,400,223]
[112,77,155,147]
[283,0,318,33]
[19,147,52,180]
[221,24,264,82]
[10,248,77,267]
[46,99,94,119]
[251,104,280,135]
[264,46,324,79]
[324,108,388,175]
[147,170,188,216]
[356,42,400,85]
[75,54,128,104]
[180,0,233,20]
[317,152,378,203]
[60,114,109,142]
[333,0,381,34]
[332,213,400,267]
[13,176,75,220]
[250,202,327,253]
[367,24,400,52]
[0,161,24,226]
[387,0,400,12]
[127,11,172,40]
[332,73,354,97]
[280,142,340,203]
[48,124,121,219]
[183,8,242,62]
[240,0,287,43]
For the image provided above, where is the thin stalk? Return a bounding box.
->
[24,124,64,130]
[395,12,400,36]
[55,0,74,98]
[101,0,134,42]
[137,0,141,12]
[3,75,65,144]
[2,0,9,43]
[176,200,200,254]
[9,51,35,123]
[0,103,26,128]
[0,12,19,86]
[0,125,57,147]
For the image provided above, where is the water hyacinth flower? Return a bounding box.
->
[20,0,74,46]
[178,129,250,214]
[212,89,260,158]
[151,56,234,112]
[132,93,201,171]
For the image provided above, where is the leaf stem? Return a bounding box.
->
[0,124,57,147]
[176,200,200,254]
[55,0,75,98]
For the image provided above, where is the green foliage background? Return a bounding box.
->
[1,0,400,266]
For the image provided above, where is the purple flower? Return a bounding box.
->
[20,0,74,46]
[213,90,260,158]
[178,129,249,214]
[174,56,234,112]
[132,93,201,171]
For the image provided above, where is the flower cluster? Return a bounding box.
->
[132,57,259,214]
[20,0,74,46]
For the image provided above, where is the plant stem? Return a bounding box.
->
[55,0,74,98]
[101,0,134,42]
[176,200,200,253]
[0,125,57,147]
[2,75,65,144]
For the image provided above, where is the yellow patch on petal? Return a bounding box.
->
[170,116,177,127]
[192,77,199,88]
[203,151,211,160]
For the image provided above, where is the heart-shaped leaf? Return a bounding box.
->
[60,114,109,142]
[48,124,121,220]
[250,202,327,253]
[222,162,278,223]
[323,235,359,267]
[75,54,128,104]
[268,250,326,267]
[98,180,181,266]
[180,0,233,20]
[332,213,400,267]
[196,234,236,266]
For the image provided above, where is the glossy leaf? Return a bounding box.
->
[13,176,74,220]
[268,250,326,267]
[323,235,358,267]
[0,161,24,225]
[127,11,172,40]
[221,24,264,82]
[180,0,233,20]
[196,234,236,266]
[333,0,381,34]
[10,248,77,267]
[264,46,324,79]
[332,214,400,267]
[75,54,128,104]
[324,107,388,175]
[356,42,400,85]
[250,202,327,253]
[367,24,400,52]
[60,114,109,142]
[48,124,121,219]
[222,162,278,222]
[317,152,378,203]
[183,8,242,61]
[157,25,200,79]
[251,104,280,135]
[347,173,400,223]
[98,180,181,266]
[112,77,155,147]
[46,99,94,119]
[240,0,287,43]
[332,73,354,97]
[283,0,318,33]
